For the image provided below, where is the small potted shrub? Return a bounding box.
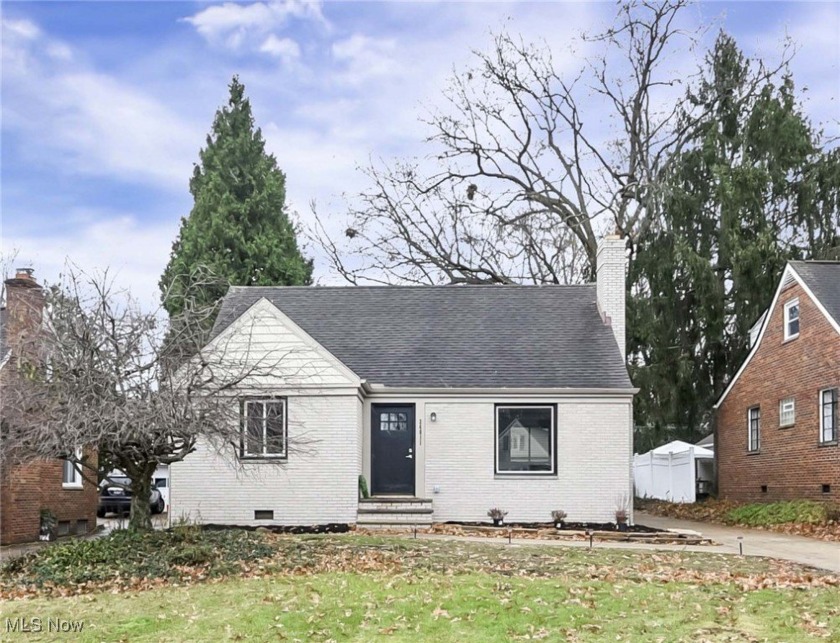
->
[39,508,57,541]
[487,508,508,527]
[551,509,567,530]
[614,493,630,532]
[614,507,629,532]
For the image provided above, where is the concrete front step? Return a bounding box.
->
[357,497,434,526]
[357,515,434,525]
[359,497,432,505]
[358,507,433,515]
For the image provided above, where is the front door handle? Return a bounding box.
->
[406,447,413,459]
[406,454,413,459]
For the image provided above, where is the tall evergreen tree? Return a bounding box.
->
[161,77,313,319]
[629,33,840,451]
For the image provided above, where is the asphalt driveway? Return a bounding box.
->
[636,511,840,573]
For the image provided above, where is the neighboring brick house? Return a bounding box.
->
[714,261,840,503]
[0,269,98,545]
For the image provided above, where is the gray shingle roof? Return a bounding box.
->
[211,284,632,390]
[695,433,714,448]
[790,261,840,328]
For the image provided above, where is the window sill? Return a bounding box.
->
[817,441,838,448]
[494,474,558,480]
[240,455,288,462]
[782,334,799,344]
[62,483,84,490]
[746,450,761,456]
[779,423,795,429]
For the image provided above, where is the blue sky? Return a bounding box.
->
[2,1,839,305]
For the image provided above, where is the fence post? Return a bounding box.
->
[667,452,674,502]
[688,447,695,503]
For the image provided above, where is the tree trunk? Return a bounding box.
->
[128,470,154,532]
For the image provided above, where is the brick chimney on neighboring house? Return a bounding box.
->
[3,268,46,368]
[596,235,628,358]
[1,268,98,545]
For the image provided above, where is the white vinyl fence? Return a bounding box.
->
[634,448,698,503]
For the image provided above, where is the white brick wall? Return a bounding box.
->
[596,235,627,358]
[423,398,633,524]
[170,393,362,526]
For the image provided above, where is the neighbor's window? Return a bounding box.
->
[496,406,555,474]
[779,397,795,428]
[820,388,838,444]
[783,299,800,340]
[242,399,287,458]
[747,406,761,452]
[62,447,83,488]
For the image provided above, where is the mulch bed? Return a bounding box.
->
[443,520,660,533]
[204,523,351,535]
[358,522,713,545]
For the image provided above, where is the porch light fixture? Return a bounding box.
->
[430,412,437,422]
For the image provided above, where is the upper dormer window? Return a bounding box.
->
[783,299,799,340]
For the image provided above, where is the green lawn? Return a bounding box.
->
[2,535,838,641]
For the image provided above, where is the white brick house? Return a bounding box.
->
[171,236,636,526]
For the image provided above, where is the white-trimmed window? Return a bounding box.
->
[747,406,761,452]
[783,299,800,340]
[496,405,555,474]
[779,397,795,428]
[241,398,287,458]
[62,447,83,489]
[819,388,838,444]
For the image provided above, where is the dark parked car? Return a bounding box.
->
[98,476,165,517]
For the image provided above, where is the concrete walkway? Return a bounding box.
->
[636,511,840,573]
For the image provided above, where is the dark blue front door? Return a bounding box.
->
[371,405,415,495]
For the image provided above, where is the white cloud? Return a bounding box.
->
[1,18,201,192]
[184,0,324,58]
[3,17,39,40]
[5,211,180,309]
[781,4,839,136]
[331,34,398,85]
[259,34,301,61]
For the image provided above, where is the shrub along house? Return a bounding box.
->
[714,261,839,503]
[0,270,98,544]
[170,237,636,527]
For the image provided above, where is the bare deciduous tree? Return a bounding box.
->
[1,267,315,531]
[313,0,790,285]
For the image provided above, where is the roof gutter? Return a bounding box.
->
[360,383,638,396]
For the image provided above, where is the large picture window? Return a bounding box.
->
[820,388,838,444]
[496,406,555,474]
[242,399,287,459]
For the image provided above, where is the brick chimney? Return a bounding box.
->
[4,268,45,364]
[596,235,627,358]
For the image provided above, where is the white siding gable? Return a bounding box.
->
[206,297,361,391]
